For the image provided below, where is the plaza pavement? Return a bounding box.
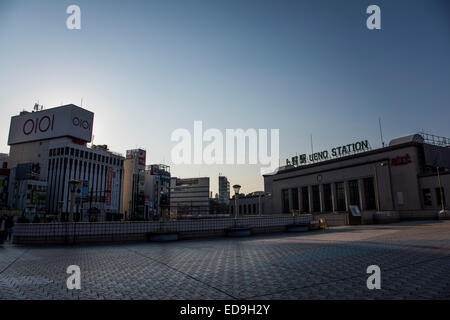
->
[0,220,449,300]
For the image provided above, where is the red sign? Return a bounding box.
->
[392,154,411,166]
[138,157,146,166]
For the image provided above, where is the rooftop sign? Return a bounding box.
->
[8,104,94,145]
[286,140,371,167]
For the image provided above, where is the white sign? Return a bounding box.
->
[8,104,94,145]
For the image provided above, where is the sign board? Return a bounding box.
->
[287,140,371,167]
[8,104,94,145]
[349,205,361,217]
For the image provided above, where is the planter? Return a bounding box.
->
[148,231,179,242]
[286,224,309,233]
[226,227,252,237]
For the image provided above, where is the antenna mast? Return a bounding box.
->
[379,117,385,147]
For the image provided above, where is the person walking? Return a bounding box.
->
[6,215,14,242]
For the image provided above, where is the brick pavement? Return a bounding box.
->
[0,220,449,300]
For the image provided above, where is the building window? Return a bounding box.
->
[422,189,432,206]
[75,149,79,157]
[348,180,360,207]
[301,186,309,213]
[49,149,52,157]
[291,188,299,210]
[312,185,320,212]
[253,203,257,214]
[336,182,346,211]
[70,148,74,156]
[80,151,84,158]
[239,205,242,215]
[436,188,446,208]
[281,189,289,213]
[323,184,332,212]
[363,178,376,210]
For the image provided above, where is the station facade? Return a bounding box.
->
[264,134,450,222]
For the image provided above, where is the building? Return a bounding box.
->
[144,164,170,219]
[170,177,210,216]
[264,133,450,222]
[122,149,146,220]
[7,104,124,221]
[218,175,230,205]
[229,191,272,216]
[0,154,10,209]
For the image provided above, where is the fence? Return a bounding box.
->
[12,214,314,245]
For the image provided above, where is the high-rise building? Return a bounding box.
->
[218,175,230,205]
[7,104,124,221]
[170,177,210,216]
[144,164,170,219]
[122,149,146,220]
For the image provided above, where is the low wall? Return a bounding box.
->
[12,215,313,245]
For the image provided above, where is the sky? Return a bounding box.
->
[0,0,449,195]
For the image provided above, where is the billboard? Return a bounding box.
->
[8,104,94,145]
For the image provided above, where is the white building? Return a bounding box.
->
[7,104,124,221]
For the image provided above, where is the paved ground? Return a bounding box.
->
[1,220,449,300]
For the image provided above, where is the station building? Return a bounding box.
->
[263,133,450,222]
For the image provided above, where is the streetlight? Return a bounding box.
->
[233,184,241,219]
[373,162,386,212]
[68,180,79,222]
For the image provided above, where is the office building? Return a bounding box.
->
[7,104,124,221]
[170,177,210,216]
[218,175,230,205]
[144,164,170,219]
[122,149,146,220]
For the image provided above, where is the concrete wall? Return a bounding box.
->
[12,215,313,245]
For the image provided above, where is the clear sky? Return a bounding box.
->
[1,0,449,195]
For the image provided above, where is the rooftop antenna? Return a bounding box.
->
[81,98,83,107]
[310,134,314,162]
[379,117,385,147]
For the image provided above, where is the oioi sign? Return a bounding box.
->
[8,104,94,145]
[287,140,371,166]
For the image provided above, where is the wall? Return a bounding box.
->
[12,215,313,245]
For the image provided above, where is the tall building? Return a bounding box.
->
[218,175,230,205]
[122,149,146,220]
[144,164,170,219]
[0,154,10,210]
[7,104,124,221]
[170,177,210,216]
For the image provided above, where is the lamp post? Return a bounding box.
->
[437,166,445,213]
[373,162,386,212]
[233,184,241,219]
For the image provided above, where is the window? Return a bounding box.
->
[323,184,332,212]
[336,182,346,211]
[291,188,299,210]
[75,149,79,157]
[70,148,74,156]
[282,189,289,213]
[253,203,257,214]
[436,188,446,207]
[49,149,53,157]
[80,151,84,158]
[364,178,376,210]
[312,185,320,212]
[348,180,360,207]
[301,186,309,213]
[65,147,69,155]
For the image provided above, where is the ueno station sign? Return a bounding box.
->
[286,140,371,166]
[8,104,94,145]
